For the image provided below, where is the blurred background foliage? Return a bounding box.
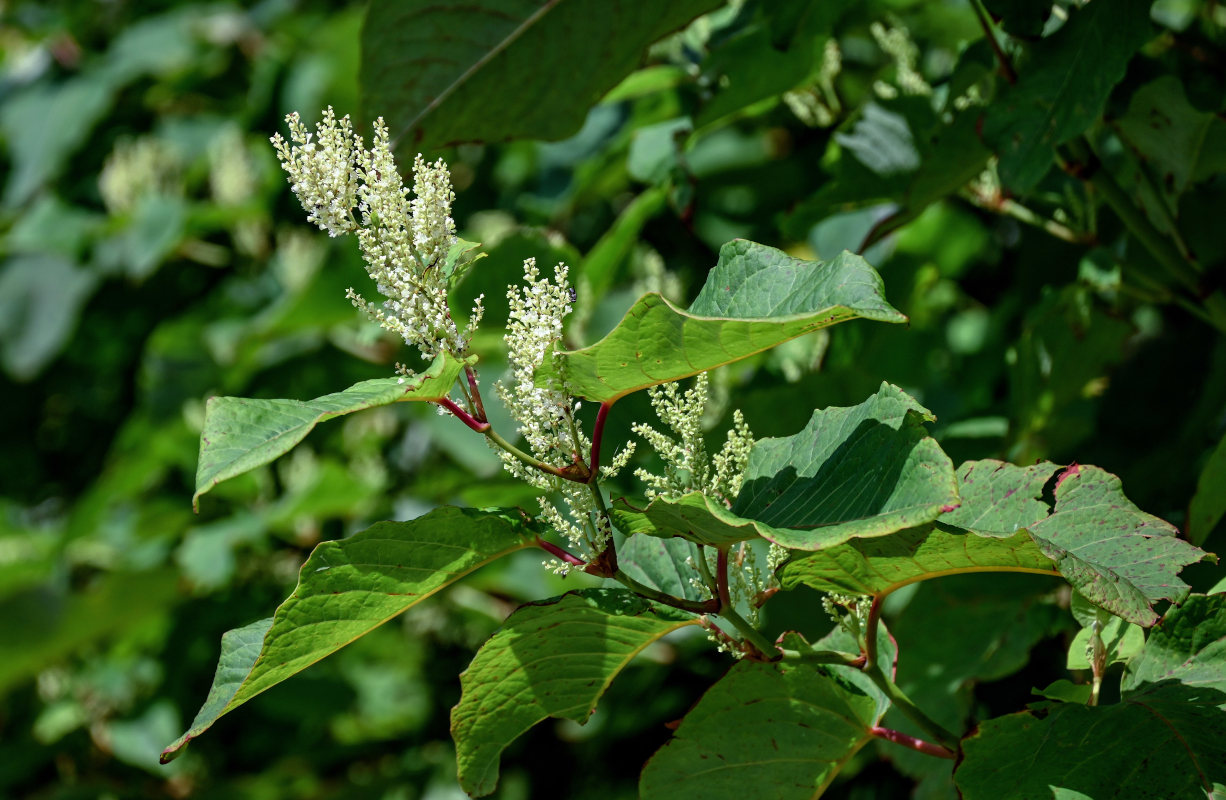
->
[1,0,1224,797]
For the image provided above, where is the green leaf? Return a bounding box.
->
[1116,75,1226,197]
[940,459,1054,537]
[0,254,98,382]
[735,383,958,549]
[360,0,721,151]
[639,659,888,799]
[192,352,467,510]
[1190,430,1226,546]
[1122,593,1226,694]
[617,534,709,603]
[614,384,957,550]
[540,240,905,403]
[1066,616,1144,670]
[450,588,698,797]
[955,682,1226,799]
[0,570,180,695]
[1028,464,1210,626]
[981,0,1153,192]
[780,525,1056,596]
[1032,679,1092,704]
[161,507,535,763]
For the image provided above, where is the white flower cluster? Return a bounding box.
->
[631,372,753,505]
[870,20,930,99]
[272,108,480,363]
[495,258,627,573]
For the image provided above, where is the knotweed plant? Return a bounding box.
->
[163,107,1215,800]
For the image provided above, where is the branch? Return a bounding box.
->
[587,401,613,483]
[871,726,956,759]
[970,0,1017,84]
[612,569,718,615]
[537,537,585,567]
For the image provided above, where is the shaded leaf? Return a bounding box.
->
[162,507,536,762]
[733,383,957,549]
[1066,616,1144,670]
[1190,431,1226,546]
[981,0,1153,192]
[193,352,467,509]
[639,659,887,799]
[955,682,1226,799]
[361,0,722,151]
[451,588,698,797]
[1116,75,1226,197]
[540,240,905,403]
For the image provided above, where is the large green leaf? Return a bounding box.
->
[780,525,1057,596]
[613,383,957,550]
[161,507,535,763]
[639,659,888,799]
[939,459,1054,537]
[733,383,957,548]
[360,0,721,151]
[450,589,698,797]
[955,682,1226,799]
[981,0,1153,192]
[540,240,905,403]
[1028,464,1209,626]
[192,352,467,510]
[1123,593,1226,694]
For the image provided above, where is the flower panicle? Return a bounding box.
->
[272,107,467,362]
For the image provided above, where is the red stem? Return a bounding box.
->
[716,548,732,611]
[864,595,883,670]
[587,401,613,483]
[870,726,955,759]
[537,537,586,566]
[435,398,490,433]
[465,366,487,423]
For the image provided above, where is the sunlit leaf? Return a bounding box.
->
[451,589,698,797]
[162,507,536,763]
[193,352,468,509]
[540,240,905,403]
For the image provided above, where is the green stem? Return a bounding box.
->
[719,605,780,661]
[694,544,719,600]
[863,667,960,752]
[483,426,572,481]
[777,646,864,667]
[861,595,960,751]
[612,569,717,615]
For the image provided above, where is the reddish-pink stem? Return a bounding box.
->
[870,726,955,759]
[716,548,732,611]
[587,401,613,483]
[465,366,488,423]
[435,398,490,433]
[537,537,586,566]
